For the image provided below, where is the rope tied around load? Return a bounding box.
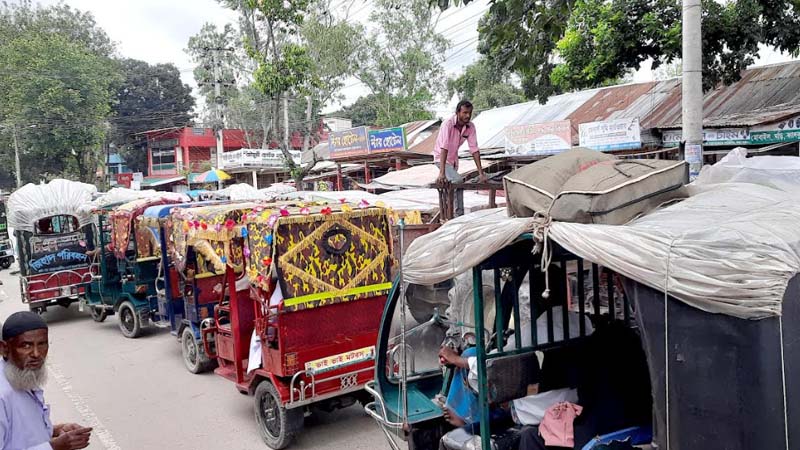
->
[531,212,554,299]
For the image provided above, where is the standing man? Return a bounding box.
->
[0,311,93,450]
[434,100,488,217]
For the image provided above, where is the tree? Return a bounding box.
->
[111,59,195,173]
[299,2,364,151]
[0,1,121,186]
[330,94,380,127]
[216,0,325,185]
[356,0,449,127]
[436,0,800,102]
[447,57,525,114]
[186,22,276,149]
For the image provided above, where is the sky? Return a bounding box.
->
[33,0,798,118]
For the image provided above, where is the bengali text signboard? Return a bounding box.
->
[368,127,406,155]
[329,126,369,159]
[579,118,641,151]
[504,120,572,156]
[662,128,751,147]
[27,232,89,275]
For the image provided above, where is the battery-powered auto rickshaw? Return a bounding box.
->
[199,203,392,449]
[105,195,189,337]
[366,209,653,450]
[156,201,257,373]
[8,180,97,314]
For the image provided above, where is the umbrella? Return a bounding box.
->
[194,168,231,183]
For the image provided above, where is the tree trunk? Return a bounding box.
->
[283,94,290,152]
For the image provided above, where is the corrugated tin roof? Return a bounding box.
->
[660,103,800,129]
[567,82,657,142]
[652,61,800,128]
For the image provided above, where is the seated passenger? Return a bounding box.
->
[517,322,652,449]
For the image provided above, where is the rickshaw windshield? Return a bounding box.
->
[35,215,80,235]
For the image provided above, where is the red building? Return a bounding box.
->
[138,125,325,189]
[141,127,250,176]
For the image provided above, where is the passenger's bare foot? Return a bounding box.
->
[442,407,466,427]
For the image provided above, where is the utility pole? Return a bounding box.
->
[682,0,703,180]
[212,49,225,190]
[11,124,21,188]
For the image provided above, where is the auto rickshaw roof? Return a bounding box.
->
[241,202,385,225]
[112,195,190,219]
[7,179,97,232]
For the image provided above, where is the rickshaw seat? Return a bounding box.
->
[485,351,541,404]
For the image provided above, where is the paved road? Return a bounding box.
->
[0,267,391,450]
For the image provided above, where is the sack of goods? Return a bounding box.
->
[504,148,688,225]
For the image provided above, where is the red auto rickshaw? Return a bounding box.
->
[200,203,392,448]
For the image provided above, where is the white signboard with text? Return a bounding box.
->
[579,118,641,151]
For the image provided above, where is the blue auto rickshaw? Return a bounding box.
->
[165,201,259,373]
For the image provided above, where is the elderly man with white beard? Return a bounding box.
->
[0,312,92,450]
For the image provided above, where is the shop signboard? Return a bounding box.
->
[329,126,370,159]
[503,120,572,156]
[662,128,751,147]
[579,118,641,151]
[367,127,406,155]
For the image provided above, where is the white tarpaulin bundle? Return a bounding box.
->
[8,179,97,232]
[549,182,800,319]
[403,150,800,320]
[219,183,267,200]
[79,187,188,212]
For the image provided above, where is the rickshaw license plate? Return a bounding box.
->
[305,346,375,375]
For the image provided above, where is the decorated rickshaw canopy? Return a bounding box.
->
[8,179,97,233]
[110,195,190,259]
[242,203,393,311]
[170,201,263,273]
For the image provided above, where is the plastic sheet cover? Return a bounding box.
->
[402,208,538,285]
[403,150,800,319]
[8,179,97,232]
[79,187,187,212]
[551,150,800,319]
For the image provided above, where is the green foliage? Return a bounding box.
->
[447,57,525,114]
[253,43,317,98]
[437,0,800,102]
[112,59,195,173]
[0,1,121,186]
[330,94,380,127]
[357,0,448,126]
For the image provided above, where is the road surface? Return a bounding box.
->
[0,266,390,450]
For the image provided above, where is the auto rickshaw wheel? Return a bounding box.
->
[0,258,11,269]
[117,301,142,338]
[254,380,303,450]
[90,306,108,323]
[181,327,213,374]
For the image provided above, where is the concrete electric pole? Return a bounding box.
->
[682,0,703,180]
[212,49,225,190]
[11,124,21,188]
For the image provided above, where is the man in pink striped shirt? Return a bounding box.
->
[434,100,487,216]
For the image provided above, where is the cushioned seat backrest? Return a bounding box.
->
[486,351,541,404]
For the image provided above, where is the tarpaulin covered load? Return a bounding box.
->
[404,150,800,320]
[8,179,97,232]
[504,148,688,225]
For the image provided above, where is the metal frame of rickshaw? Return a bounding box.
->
[200,204,392,449]
[161,201,259,373]
[366,233,636,450]
[105,197,189,338]
[17,217,94,314]
[83,202,127,322]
